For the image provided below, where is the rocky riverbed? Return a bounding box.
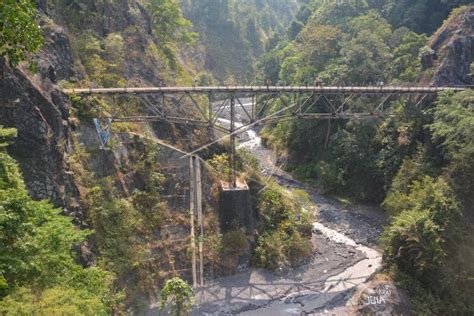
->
[187,100,389,315]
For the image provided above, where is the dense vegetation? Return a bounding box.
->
[382,90,474,313]
[0,0,42,66]
[0,128,118,314]
[207,150,314,270]
[254,185,313,270]
[180,0,301,83]
[259,3,432,201]
[258,1,474,313]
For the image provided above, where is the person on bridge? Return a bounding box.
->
[314,78,324,87]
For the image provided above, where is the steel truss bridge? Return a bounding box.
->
[63,85,469,188]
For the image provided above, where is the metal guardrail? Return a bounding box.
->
[62,85,470,95]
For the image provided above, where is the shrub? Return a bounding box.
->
[160,277,194,316]
[257,185,293,231]
[254,184,313,270]
[286,231,313,266]
[255,231,287,270]
[222,229,248,257]
[0,136,117,313]
[70,95,101,121]
[207,154,232,178]
[382,177,462,288]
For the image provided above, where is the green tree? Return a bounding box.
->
[160,277,194,316]
[382,177,461,276]
[0,127,16,148]
[0,127,117,314]
[148,0,197,44]
[0,0,42,66]
[315,119,386,202]
[391,29,428,82]
[430,90,474,212]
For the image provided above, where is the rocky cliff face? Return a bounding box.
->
[0,20,81,220]
[1,2,226,307]
[0,61,72,203]
[421,5,474,86]
[0,0,205,214]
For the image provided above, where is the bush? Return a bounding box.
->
[257,185,293,231]
[254,184,313,270]
[0,141,117,313]
[207,154,232,179]
[382,177,462,291]
[255,231,287,270]
[382,154,436,216]
[285,231,313,266]
[160,277,194,316]
[70,95,101,121]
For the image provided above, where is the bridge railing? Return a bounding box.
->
[62,85,469,95]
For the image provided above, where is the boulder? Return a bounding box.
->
[352,275,411,316]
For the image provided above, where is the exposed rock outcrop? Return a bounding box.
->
[351,275,412,316]
[0,0,206,219]
[0,56,83,220]
[421,5,474,86]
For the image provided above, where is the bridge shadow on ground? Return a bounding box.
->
[144,235,370,316]
[144,270,368,315]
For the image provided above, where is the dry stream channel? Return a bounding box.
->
[152,99,388,315]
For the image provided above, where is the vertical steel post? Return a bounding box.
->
[297,91,302,115]
[230,94,237,189]
[194,156,204,286]
[251,93,256,121]
[189,156,197,288]
[161,92,166,118]
[208,91,213,125]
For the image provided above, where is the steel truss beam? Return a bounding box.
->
[66,85,470,188]
[80,89,459,141]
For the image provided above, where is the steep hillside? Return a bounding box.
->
[1,0,218,312]
[38,0,203,87]
[421,5,474,86]
[375,0,472,34]
[1,0,213,223]
[180,0,301,83]
[257,3,474,314]
[0,0,313,312]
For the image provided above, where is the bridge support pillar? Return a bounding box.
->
[229,94,237,188]
[219,182,253,233]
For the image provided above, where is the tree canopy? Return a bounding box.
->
[0,127,117,314]
[0,0,42,66]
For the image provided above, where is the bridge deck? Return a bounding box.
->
[62,85,469,95]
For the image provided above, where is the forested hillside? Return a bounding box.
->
[180,0,301,83]
[0,0,208,313]
[0,0,308,313]
[259,1,474,314]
